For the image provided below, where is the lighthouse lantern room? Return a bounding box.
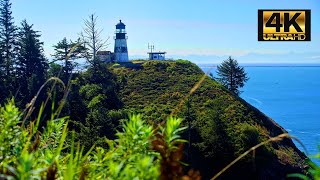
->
[114,20,129,62]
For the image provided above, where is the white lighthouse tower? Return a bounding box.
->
[114,20,129,62]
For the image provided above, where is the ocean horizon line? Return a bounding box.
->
[197,63,320,68]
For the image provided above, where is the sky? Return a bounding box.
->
[11,0,320,64]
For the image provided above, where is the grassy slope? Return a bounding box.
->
[112,60,308,179]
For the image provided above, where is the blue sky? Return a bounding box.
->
[12,0,320,64]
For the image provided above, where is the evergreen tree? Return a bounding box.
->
[52,37,86,82]
[16,20,48,104]
[216,56,249,95]
[69,63,124,150]
[0,0,17,100]
[0,54,5,102]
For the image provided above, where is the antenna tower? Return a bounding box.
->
[148,43,155,53]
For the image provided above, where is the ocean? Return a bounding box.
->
[200,64,320,161]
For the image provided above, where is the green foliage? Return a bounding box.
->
[0,0,49,109]
[0,0,17,100]
[114,60,307,179]
[48,63,63,78]
[101,114,159,179]
[0,0,17,82]
[15,20,48,106]
[0,99,69,178]
[152,116,190,179]
[216,56,249,95]
[68,63,123,150]
[0,99,22,164]
[0,100,187,179]
[161,116,187,151]
[114,60,207,123]
[289,149,320,180]
[52,37,86,81]
[176,59,192,64]
[0,1,307,179]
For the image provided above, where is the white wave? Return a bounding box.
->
[246,97,263,106]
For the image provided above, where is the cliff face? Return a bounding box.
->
[113,60,308,179]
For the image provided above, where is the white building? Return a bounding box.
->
[114,20,129,62]
[148,52,166,60]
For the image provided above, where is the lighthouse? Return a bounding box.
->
[114,20,129,62]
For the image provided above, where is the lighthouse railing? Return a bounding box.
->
[115,29,126,33]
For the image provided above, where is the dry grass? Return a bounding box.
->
[22,43,80,125]
[168,68,212,123]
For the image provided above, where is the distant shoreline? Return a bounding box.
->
[198,63,320,68]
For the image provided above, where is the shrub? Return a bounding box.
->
[0,100,192,179]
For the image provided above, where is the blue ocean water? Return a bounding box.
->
[200,65,320,160]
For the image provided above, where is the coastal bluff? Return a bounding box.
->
[112,60,308,179]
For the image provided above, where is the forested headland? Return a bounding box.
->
[0,0,313,179]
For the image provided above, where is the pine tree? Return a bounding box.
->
[0,54,5,102]
[216,56,249,95]
[52,37,85,82]
[16,20,48,103]
[0,0,17,100]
